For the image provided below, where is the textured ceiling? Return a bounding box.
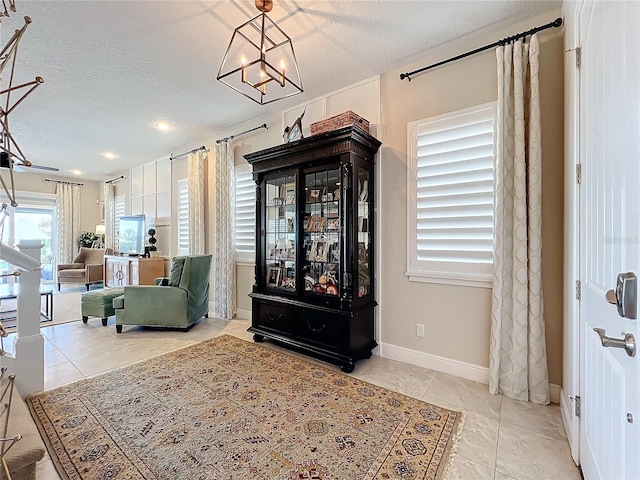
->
[3,1,560,181]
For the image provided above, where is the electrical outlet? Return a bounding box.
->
[416,324,425,337]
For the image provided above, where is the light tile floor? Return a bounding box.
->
[5,317,581,480]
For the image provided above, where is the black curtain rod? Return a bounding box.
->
[105,175,125,184]
[216,123,268,144]
[169,145,207,161]
[44,178,83,186]
[400,17,563,81]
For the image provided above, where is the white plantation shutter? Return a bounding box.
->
[178,179,189,255]
[407,102,496,287]
[114,194,125,252]
[235,164,255,261]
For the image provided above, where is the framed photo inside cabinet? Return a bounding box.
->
[330,244,340,263]
[304,216,313,232]
[266,266,282,287]
[281,183,296,205]
[327,217,340,231]
[314,240,329,262]
[308,189,321,202]
[311,217,326,232]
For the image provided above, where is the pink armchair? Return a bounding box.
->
[57,247,106,291]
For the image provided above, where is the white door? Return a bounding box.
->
[579,1,639,479]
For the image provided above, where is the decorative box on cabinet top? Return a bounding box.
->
[310,110,370,136]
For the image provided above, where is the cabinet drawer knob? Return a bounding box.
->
[306,320,326,333]
[266,310,283,322]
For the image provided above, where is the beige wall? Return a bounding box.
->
[8,170,102,233]
[378,10,564,384]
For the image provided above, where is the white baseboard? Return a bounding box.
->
[380,342,561,404]
[550,383,561,405]
[379,342,490,384]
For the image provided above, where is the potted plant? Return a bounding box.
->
[79,231,98,248]
[147,228,158,257]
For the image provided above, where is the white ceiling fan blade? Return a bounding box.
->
[29,164,59,172]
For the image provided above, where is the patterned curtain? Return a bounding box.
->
[103,183,116,251]
[187,150,206,255]
[55,183,81,266]
[489,34,549,405]
[212,140,236,319]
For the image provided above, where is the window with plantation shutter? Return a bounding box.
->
[407,102,496,288]
[177,179,189,255]
[235,164,255,262]
[114,194,125,252]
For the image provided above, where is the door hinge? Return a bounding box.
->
[575,280,581,300]
[570,395,581,417]
[576,164,582,184]
[575,47,581,68]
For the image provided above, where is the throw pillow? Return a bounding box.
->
[168,257,186,286]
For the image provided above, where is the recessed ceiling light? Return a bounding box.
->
[71,169,82,176]
[155,122,172,131]
[101,152,117,159]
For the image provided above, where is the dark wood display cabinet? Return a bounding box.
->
[246,125,381,373]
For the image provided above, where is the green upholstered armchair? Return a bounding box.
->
[113,254,212,333]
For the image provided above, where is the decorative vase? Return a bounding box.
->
[147,228,158,257]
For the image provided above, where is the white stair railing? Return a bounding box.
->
[0,243,44,396]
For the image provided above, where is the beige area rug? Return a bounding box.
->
[27,334,464,480]
[0,291,83,330]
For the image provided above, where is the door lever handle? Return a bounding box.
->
[593,328,636,357]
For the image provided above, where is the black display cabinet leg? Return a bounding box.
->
[340,361,355,374]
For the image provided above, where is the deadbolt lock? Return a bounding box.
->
[605,272,637,320]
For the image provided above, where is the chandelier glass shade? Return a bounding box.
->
[217,10,303,105]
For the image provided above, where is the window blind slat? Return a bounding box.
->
[417,131,494,158]
[419,179,493,198]
[417,168,493,189]
[417,154,493,178]
[417,191,493,209]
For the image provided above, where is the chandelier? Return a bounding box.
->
[217,0,303,105]
[0,13,44,207]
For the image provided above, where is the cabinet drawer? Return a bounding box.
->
[256,303,295,334]
[296,311,344,350]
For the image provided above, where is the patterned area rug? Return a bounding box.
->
[27,335,464,480]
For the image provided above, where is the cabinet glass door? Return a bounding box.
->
[264,174,296,291]
[357,167,372,298]
[303,167,341,297]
